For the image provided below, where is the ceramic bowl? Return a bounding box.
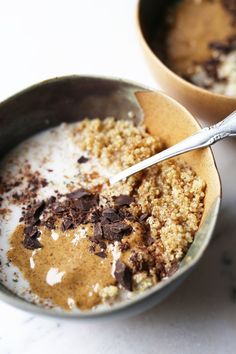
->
[137,0,236,122]
[0,76,221,320]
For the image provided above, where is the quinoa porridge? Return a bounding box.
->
[0,117,205,311]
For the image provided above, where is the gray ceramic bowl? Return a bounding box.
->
[0,76,221,320]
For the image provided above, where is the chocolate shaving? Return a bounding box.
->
[114,260,133,291]
[77,156,89,164]
[113,195,134,207]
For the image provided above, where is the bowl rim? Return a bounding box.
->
[136,0,236,102]
[0,74,222,320]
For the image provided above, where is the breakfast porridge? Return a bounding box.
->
[0,117,205,311]
[163,0,236,95]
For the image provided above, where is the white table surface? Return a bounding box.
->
[0,1,236,353]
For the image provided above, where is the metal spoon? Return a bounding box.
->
[110,110,236,185]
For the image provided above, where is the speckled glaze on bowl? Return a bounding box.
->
[0,76,221,320]
[137,0,236,123]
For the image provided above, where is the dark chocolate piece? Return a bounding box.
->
[77,156,89,164]
[23,236,42,250]
[93,223,103,240]
[102,222,133,241]
[67,188,98,211]
[102,208,122,223]
[67,188,92,199]
[24,225,39,238]
[61,217,74,231]
[114,260,133,291]
[94,251,107,259]
[139,213,150,222]
[113,195,134,207]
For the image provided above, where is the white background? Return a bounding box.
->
[0,1,236,353]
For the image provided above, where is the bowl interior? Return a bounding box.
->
[0,76,221,318]
[137,0,236,122]
[138,0,176,70]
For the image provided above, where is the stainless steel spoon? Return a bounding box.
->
[110,110,236,185]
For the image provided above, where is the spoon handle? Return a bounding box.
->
[109,110,236,185]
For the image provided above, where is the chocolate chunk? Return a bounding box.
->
[118,208,135,221]
[99,241,107,250]
[139,213,149,222]
[77,198,96,212]
[113,195,134,207]
[23,227,42,250]
[114,260,133,291]
[156,263,166,279]
[90,209,101,223]
[61,217,74,231]
[93,223,103,240]
[103,222,133,241]
[67,188,98,211]
[95,251,107,259]
[23,225,39,238]
[23,200,45,226]
[32,200,45,218]
[67,188,92,199]
[102,208,121,223]
[23,236,42,250]
[54,204,67,214]
[77,156,89,164]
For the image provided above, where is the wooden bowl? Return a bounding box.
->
[137,0,236,122]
